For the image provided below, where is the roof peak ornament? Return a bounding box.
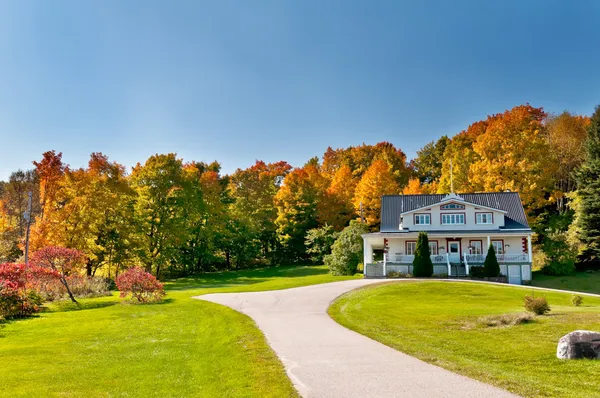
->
[441,192,464,202]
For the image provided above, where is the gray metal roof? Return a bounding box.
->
[380,192,530,232]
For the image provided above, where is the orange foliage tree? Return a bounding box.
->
[353,160,400,228]
[470,104,555,213]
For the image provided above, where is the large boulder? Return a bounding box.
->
[557,330,600,359]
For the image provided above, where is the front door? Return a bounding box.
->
[448,241,460,263]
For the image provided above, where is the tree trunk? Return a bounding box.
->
[60,277,78,304]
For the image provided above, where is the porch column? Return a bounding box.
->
[487,236,491,251]
[363,239,373,269]
[527,235,532,263]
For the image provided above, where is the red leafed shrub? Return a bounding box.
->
[0,263,27,288]
[116,267,165,303]
[0,279,43,319]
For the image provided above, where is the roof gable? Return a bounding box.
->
[380,192,529,232]
[399,194,508,216]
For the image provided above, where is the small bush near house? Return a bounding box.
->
[571,294,584,307]
[469,266,486,278]
[524,295,551,315]
[387,270,410,278]
[116,267,165,303]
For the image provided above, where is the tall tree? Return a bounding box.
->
[438,120,488,193]
[411,136,449,184]
[229,161,291,262]
[0,170,40,261]
[321,165,357,229]
[353,160,400,228]
[131,154,188,277]
[470,104,555,213]
[546,111,590,210]
[574,105,600,268]
[29,151,66,250]
[274,165,322,261]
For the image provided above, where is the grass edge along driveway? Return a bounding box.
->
[329,281,600,398]
[0,265,360,398]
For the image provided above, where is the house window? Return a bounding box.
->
[406,241,417,255]
[429,241,438,255]
[441,213,465,225]
[469,240,483,254]
[476,213,493,224]
[441,203,465,210]
[414,214,431,225]
[491,240,504,255]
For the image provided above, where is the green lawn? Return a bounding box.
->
[329,281,600,398]
[0,265,360,398]
[532,270,600,294]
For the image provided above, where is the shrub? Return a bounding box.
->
[524,295,550,315]
[325,221,369,276]
[116,267,165,303]
[483,246,500,277]
[541,230,577,275]
[469,266,486,278]
[0,279,43,319]
[413,232,433,277]
[571,294,583,307]
[66,275,111,298]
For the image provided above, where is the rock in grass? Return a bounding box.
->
[557,330,600,359]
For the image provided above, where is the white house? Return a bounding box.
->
[362,192,532,284]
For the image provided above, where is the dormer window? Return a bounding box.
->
[442,213,465,225]
[414,214,431,225]
[476,212,494,224]
[441,203,465,210]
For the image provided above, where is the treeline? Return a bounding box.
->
[1,103,599,277]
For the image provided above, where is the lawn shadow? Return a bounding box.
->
[48,299,120,313]
[165,265,329,291]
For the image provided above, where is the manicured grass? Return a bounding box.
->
[329,281,600,398]
[0,265,360,397]
[532,270,600,294]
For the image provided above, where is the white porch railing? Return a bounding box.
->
[497,253,530,262]
[387,254,447,264]
[464,253,530,263]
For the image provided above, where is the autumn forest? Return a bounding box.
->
[1,103,599,278]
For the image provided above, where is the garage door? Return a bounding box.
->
[507,265,522,285]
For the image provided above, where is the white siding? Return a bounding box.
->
[401,202,506,231]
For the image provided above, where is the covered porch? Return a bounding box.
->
[363,232,532,284]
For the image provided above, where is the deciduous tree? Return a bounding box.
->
[353,160,400,228]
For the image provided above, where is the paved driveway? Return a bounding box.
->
[197,279,518,398]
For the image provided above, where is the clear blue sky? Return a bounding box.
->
[1,0,599,180]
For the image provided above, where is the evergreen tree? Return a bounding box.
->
[412,232,433,277]
[483,245,500,277]
[574,105,600,269]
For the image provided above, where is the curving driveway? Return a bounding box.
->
[197,279,518,398]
